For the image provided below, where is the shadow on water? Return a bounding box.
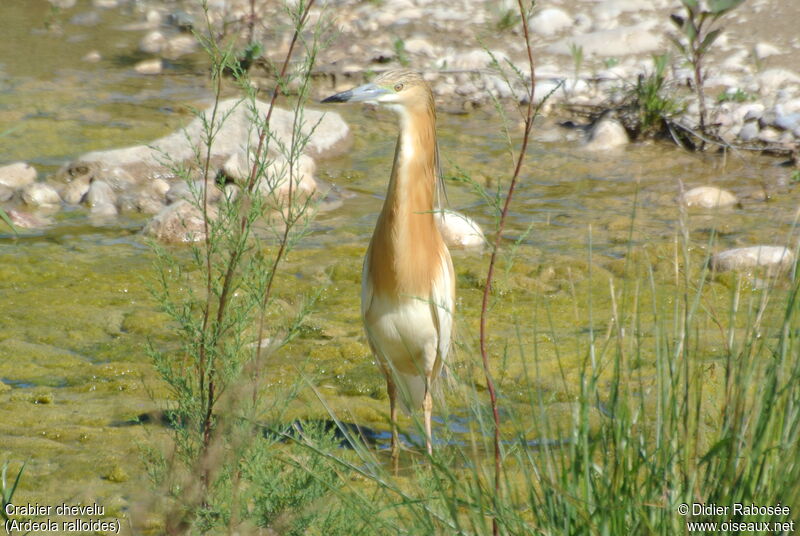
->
[116,411,574,453]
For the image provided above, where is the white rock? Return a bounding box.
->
[758,69,800,94]
[403,37,436,57]
[0,185,13,202]
[435,210,485,249]
[681,186,738,208]
[758,127,781,143]
[441,48,506,71]
[150,178,171,197]
[584,118,629,151]
[86,180,118,215]
[531,8,573,36]
[22,183,61,207]
[139,31,166,54]
[164,35,197,59]
[722,49,749,72]
[549,22,663,56]
[754,42,781,60]
[223,152,318,200]
[0,162,37,189]
[75,99,351,177]
[573,13,593,33]
[134,59,163,75]
[711,246,794,273]
[143,200,216,243]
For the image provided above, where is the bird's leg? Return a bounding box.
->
[423,383,433,456]
[386,375,399,474]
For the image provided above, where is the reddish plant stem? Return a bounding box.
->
[479,1,536,534]
[252,0,316,369]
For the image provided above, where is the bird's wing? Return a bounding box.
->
[430,248,455,378]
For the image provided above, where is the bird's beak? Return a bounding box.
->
[321,82,389,104]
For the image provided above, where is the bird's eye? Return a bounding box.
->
[394,83,404,92]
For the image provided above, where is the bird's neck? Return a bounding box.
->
[385,103,438,221]
[370,102,443,298]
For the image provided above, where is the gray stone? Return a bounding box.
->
[0,162,36,189]
[711,246,794,273]
[775,111,800,131]
[681,186,738,208]
[738,121,760,141]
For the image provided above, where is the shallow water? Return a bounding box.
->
[0,0,797,527]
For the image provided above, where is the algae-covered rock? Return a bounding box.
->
[142,199,216,243]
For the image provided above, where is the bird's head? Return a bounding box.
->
[321,70,433,113]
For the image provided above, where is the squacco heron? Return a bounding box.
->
[322,70,455,463]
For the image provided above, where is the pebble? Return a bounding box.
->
[0,162,37,189]
[435,210,485,249]
[584,117,629,151]
[21,183,61,208]
[711,246,794,273]
[134,59,163,75]
[82,50,102,63]
[681,186,738,208]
